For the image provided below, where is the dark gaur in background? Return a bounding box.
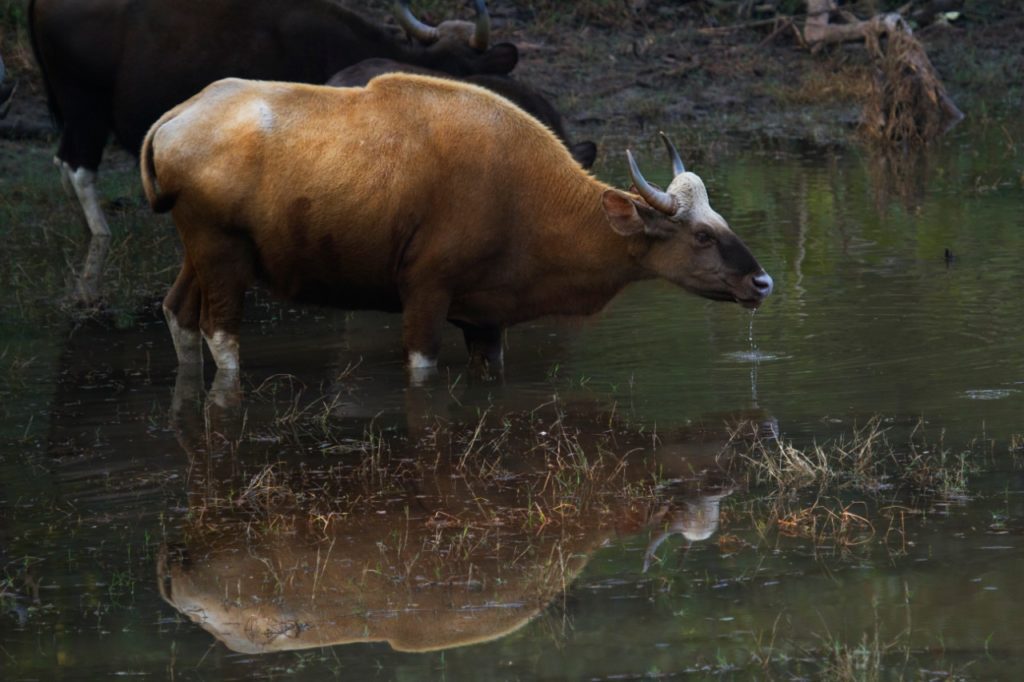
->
[328,58,597,169]
[395,0,490,50]
[28,0,519,237]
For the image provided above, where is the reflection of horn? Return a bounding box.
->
[471,0,491,50]
[659,131,685,177]
[642,529,679,573]
[394,1,441,44]
[627,149,676,215]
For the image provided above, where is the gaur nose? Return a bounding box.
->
[751,271,773,297]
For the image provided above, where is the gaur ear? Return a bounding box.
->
[602,189,646,236]
[479,42,518,74]
[571,141,598,169]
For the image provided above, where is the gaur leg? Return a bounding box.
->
[193,234,254,372]
[455,322,505,372]
[73,233,111,305]
[54,94,112,236]
[208,368,242,409]
[163,258,203,367]
[400,289,451,380]
[54,157,74,198]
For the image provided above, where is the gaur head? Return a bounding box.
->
[394,0,518,76]
[601,134,774,309]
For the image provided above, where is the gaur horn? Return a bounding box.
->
[472,0,491,50]
[394,1,441,44]
[660,131,685,177]
[627,150,676,215]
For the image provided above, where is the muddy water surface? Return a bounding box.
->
[2,119,1024,679]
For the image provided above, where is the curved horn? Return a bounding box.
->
[659,131,685,177]
[394,1,441,44]
[627,150,676,215]
[472,0,491,50]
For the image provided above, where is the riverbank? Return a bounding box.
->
[2,1,1022,154]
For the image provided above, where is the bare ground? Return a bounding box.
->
[1,1,1022,159]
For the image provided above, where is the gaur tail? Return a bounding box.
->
[27,0,61,130]
[140,115,177,213]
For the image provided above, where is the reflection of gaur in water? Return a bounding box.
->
[28,0,517,237]
[144,75,773,379]
[158,378,760,654]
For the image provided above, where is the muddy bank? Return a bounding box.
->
[2,2,1022,154]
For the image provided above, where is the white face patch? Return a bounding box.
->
[203,330,240,370]
[666,171,727,229]
[67,164,112,236]
[164,306,202,365]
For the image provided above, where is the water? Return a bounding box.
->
[3,118,1024,678]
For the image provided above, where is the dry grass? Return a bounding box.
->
[724,416,986,553]
[735,416,977,500]
[858,18,965,145]
[774,64,875,105]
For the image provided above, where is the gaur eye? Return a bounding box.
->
[695,231,714,246]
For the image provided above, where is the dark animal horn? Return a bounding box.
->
[660,131,685,177]
[627,150,676,215]
[472,0,491,50]
[394,1,441,44]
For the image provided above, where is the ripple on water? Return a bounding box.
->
[961,389,1019,401]
[724,351,784,362]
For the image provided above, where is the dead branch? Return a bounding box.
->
[803,0,964,145]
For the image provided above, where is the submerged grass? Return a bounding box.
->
[736,416,980,499]
[723,415,996,556]
[179,371,1007,569]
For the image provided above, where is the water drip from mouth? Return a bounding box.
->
[748,309,759,405]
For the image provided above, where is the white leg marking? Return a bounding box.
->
[203,330,241,371]
[74,234,111,305]
[407,352,438,386]
[209,369,242,409]
[68,165,112,236]
[163,306,202,366]
[407,351,437,369]
[54,157,74,197]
